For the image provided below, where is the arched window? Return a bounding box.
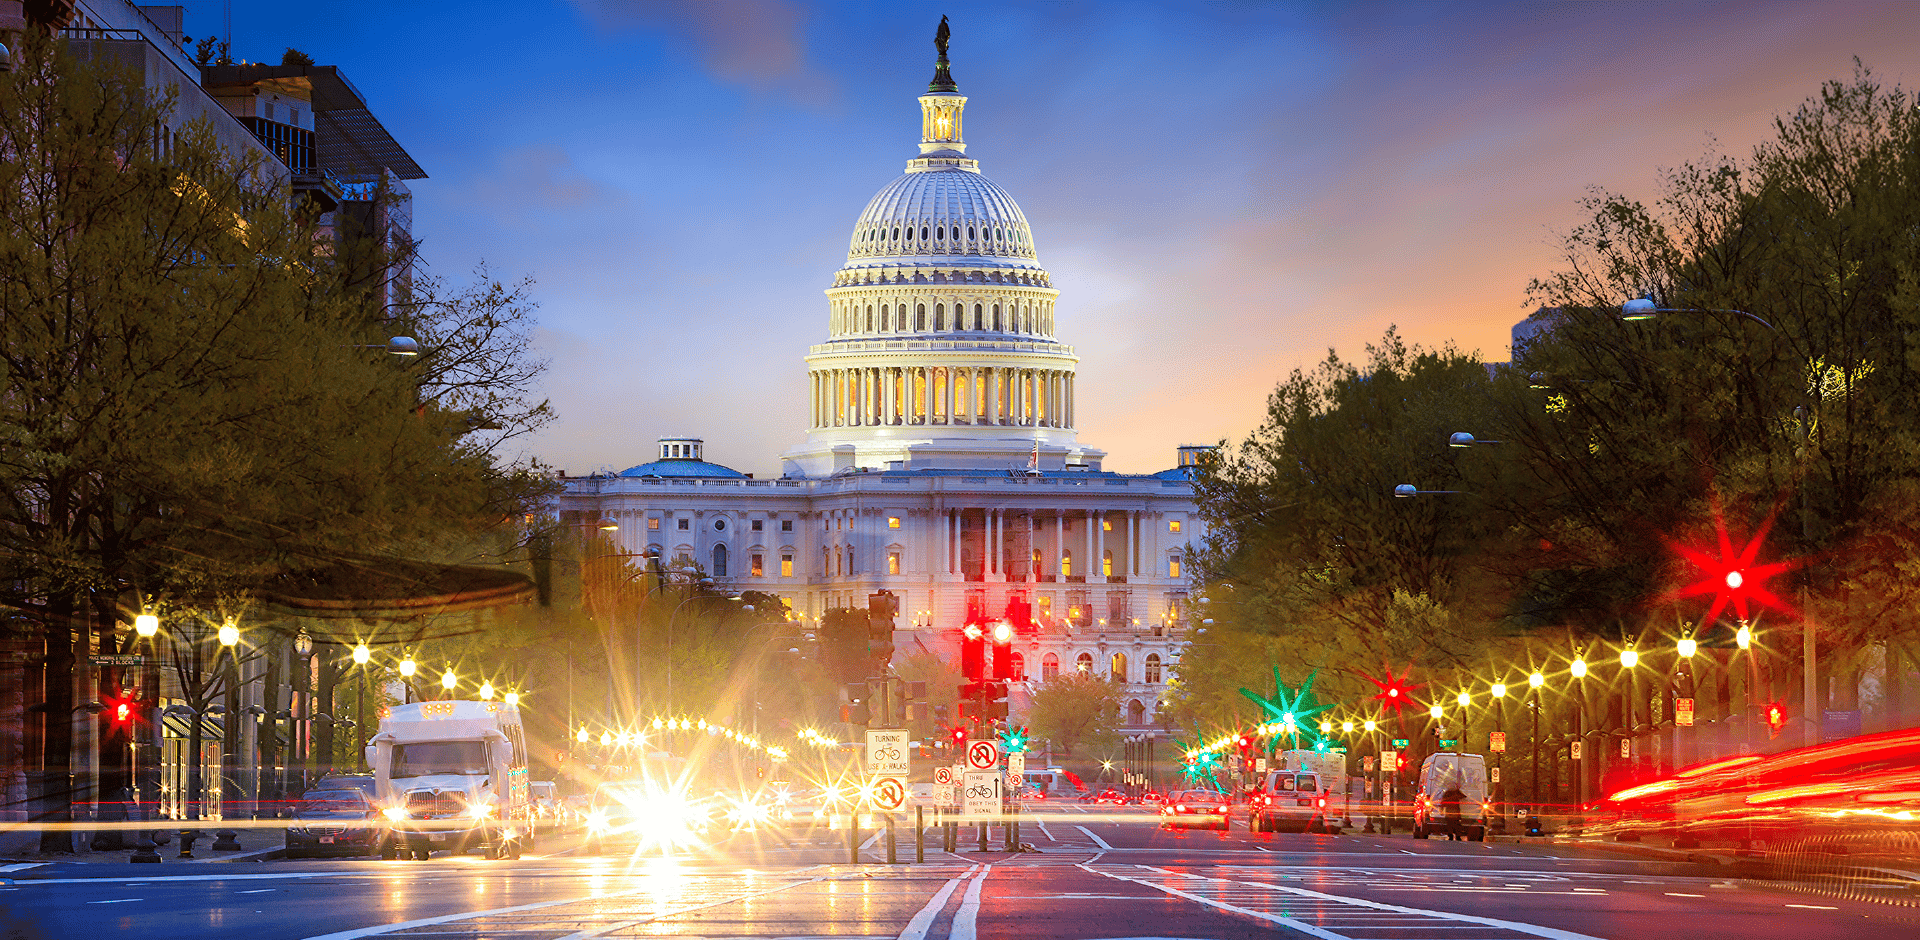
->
[917,304,927,330]
[993,304,1002,331]
[1032,548,1042,580]
[881,304,889,330]
[1075,652,1093,673]
[1169,555,1182,579]
[1145,654,1162,684]
[1042,653,1060,679]
[866,306,874,331]
[1009,652,1025,680]
[936,303,945,330]
[1060,550,1072,578]
[1128,699,1146,725]
[920,226,929,241]
[974,303,984,330]
[1102,550,1113,578]
[847,546,856,574]
[1110,652,1127,682]
[712,543,728,577]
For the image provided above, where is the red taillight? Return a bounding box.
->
[1317,798,1325,808]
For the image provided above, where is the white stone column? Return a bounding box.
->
[990,367,1002,425]
[1128,511,1138,577]
[1052,511,1064,581]
[1094,510,1107,582]
[922,366,934,425]
[1084,510,1095,582]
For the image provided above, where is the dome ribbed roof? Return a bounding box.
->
[616,459,747,479]
[842,166,1042,270]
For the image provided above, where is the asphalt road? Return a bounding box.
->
[2,804,1911,939]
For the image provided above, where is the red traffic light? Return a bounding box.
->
[1765,703,1787,737]
[1237,734,1253,752]
[962,623,984,640]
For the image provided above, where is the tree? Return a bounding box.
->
[1027,671,1122,757]
[0,37,546,845]
[1174,328,1514,729]
[1513,62,1920,718]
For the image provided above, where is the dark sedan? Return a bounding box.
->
[284,789,383,858]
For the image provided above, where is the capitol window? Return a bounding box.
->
[1042,653,1059,679]
[751,554,764,577]
[1145,654,1162,684]
[781,554,793,577]
[1168,519,1182,534]
[781,519,793,532]
[1075,652,1093,674]
[1169,556,1182,579]
[1060,550,1072,578]
[888,516,901,528]
[752,519,763,532]
[677,518,689,531]
[888,551,901,575]
[648,518,660,531]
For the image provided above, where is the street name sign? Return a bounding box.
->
[871,775,908,811]
[966,739,1000,771]
[89,655,143,666]
[866,729,909,776]
[963,770,1001,816]
[1392,738,1410,748]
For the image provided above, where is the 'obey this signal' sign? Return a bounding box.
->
[962,770,1001,816]
[967,739,1000,770]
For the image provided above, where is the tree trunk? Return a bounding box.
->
[38,592,76,853]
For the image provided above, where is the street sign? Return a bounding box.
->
[1381,750,1397,772]
[1007,751,1025,780]
[866,729,909,776]
[1570,741,1582,760]
[89,655,143,666]
[1362,756,1374,772]
[1439,739,1458,748]
[1490,731,1506,753]
[1619,738,1631,759]
[967,739,1000,771]
[934,784,955,804]
[1676,697,1695,727]
[1392,738,1410,748]
[1255,757,1268,774]
[1491,767,1501,784]
[963,770,1001,816]
[933,766,954,786]
[871,775,908,811]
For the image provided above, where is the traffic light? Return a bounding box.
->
[1765,702,1787,738]
[950,726,968,749]
[991,620,1015,680]
[960,623,986,680]
[867,590,897,674]
[841,700,870,727]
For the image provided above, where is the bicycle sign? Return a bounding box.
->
[865,729,910,776]
[966,739,999,771]
[872,775,908,811]
[962,770,1001,816]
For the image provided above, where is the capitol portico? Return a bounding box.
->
[554,25,1201,729]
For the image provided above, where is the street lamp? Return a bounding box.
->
[351,643,372,767]
[440,669,457,697]
[479,681,495,701]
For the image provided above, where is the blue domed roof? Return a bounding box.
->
[617,458,748,479]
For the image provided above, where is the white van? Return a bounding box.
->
[1412,752,1490,841]
[368,700,535,860]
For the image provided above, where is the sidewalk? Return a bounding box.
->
[0,822,287,865]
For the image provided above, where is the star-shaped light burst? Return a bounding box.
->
[1239,668,1335,748]
[1662,504,1800,627]
[1360,663,1421,713]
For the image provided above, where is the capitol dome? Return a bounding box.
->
[783,23,1103,478]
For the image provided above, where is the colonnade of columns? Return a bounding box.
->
[932,507,1153,582]
[810,364,1074,430]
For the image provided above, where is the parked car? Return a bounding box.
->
[284,788,382,858]
[1159,788,1230,830]
[1090,788,1129,805]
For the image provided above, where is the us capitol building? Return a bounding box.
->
[554,28,1203,730]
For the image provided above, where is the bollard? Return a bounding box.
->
[915,806,925,863]
[886,814,899,864]
[978,820,988,852]
[848,812,860,864]
[177,829,198,859]
[130,832,161,864]
[213,828,242,852]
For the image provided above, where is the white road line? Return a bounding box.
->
[1075,825,1113,850]
[0,864,46,874]
[1035,820,1054,841]
[896,863,978,940]
[237,889,277,894]
[16,871,352,886]
[86,898,142,904]
[949,864,991,940]
[302,876,821,940]
[1231,876,1610,940]
[1078,864,1344,939]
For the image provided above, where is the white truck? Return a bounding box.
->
[1411,752,1491,841]
[368,700,535,860]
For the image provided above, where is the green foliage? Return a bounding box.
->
[1027,670,1122,756]
[281,48,314,67]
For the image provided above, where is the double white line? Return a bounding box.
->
[898,862,992,940]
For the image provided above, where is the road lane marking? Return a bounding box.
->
[1785,904,1838,910]
[301,876,822,940]
[1036,820,1054,840]
[0,864,46,874]
[14,871,352,886]
[86,898,142,904]
[1076,825,1113,850]
[238,888,276,894]
[1078,865,1343,939]
[896,863,978,940]
[950,864,991,940]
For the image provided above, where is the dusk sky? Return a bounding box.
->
[222,1,1920,477]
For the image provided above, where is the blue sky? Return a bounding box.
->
[218,1,1920,476]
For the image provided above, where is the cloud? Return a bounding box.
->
[566,0,834,101]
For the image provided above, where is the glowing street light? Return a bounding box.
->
[1491,682,1507,699]
[479,681,495,700]
[352,642,371,666]
[440,669,457,691]
[1363,720,1377,733]
[1456,691,1471,708]
[399,658,417,678]
[217,621,239,647]
[504,691,520,706]
[1527,671,1544,690]
[1619,649,1639,669]
[1428,704,1444,720]
[1570,658,1588,679]
[1736,623,1753,650]
[135,614,159,638]
[576,728,589,744]
[599,731,612,746]
[1677,637,1698,658]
